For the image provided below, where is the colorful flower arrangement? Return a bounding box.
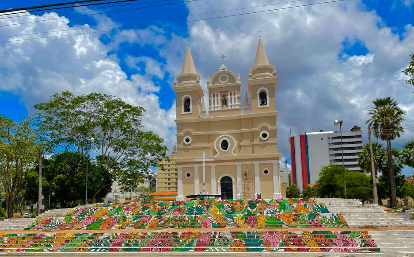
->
[26,199,347,231]
[0,231,379,252]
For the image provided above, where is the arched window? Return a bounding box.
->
[222,94,228,107]
[182,95,192,113]
[258,87,269,108]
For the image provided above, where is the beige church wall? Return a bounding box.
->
[197,121,210,133]
[211,71,237,85]
[197,166,211,193]
[209,108,241,117]
[252,116,277,130]
[250,83,277,114]
[176,91,201,120]
[254,143,278,155]
[213,135,239,157]
[176,123,198,136]
[215,165,237,195]
[182,167,195,197]
[259,163,273,199]
[280,181,286,198]
[176,147,195,159]
[209,119,241,132]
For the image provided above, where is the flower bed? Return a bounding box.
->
[0,231,379,252]
[26,199,347,231]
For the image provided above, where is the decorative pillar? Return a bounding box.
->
[194,165,199,194]
[236,164,242,199]
[177,166,183,200]
[254,163,260,198]
[211,165,216,194]
[273,161,282,198]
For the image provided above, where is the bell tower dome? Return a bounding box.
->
[248,39,277,113]
[174,46,205,119]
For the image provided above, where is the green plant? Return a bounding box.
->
[286,184,301,198]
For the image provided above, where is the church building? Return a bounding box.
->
[173,39,283,200]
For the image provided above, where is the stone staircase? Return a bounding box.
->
[38,207,74,218]
[0,218,36,231]
[370,230,414,255]
[316,198,414,227]
[315,198,414,256]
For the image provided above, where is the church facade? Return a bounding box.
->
[173,39,283,200]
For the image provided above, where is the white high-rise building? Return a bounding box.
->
[329,126,363,172]
[290,125,363,191]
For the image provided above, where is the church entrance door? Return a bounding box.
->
[220,176,233,199]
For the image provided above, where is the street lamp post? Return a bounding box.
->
[49,190,55,210]
[85,137,94,205]
[334,120,346,199]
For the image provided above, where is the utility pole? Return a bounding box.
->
[37,148,43,216]
[369,126,379,205]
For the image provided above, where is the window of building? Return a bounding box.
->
[186,172,191,178]
[182,95,192,113]
[263,169,269,175]
[222,94,228,107]
[258,87,269,108]
[183,136,192,145]
[220,139,229,151]
[260,131,269,141]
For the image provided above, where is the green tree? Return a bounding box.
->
[286,184,301,198]
[403,181,414,199]
[402,53,414,88]
[358,142,386,177]
[23,169,49,212]
[316,164,344,198]
[0,116,38,218]
[367,97,405,207]
[301,185,318,198]
[37,151,113,208]
[341,172,372,202]
[34,91,167,197]
[316,164,372,201]
[401,140,414,168]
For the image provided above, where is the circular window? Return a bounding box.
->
[219,74,228,84]
[263,169,269,175]
[186,172,191,178]
[220,139,229,151]
[260,131,269,141]
[183,136,192,145]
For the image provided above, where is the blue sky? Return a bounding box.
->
[0,0,413,176]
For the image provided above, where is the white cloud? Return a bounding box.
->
[1,0,413,159]
[0,11,176,150]
[112,0,414,156]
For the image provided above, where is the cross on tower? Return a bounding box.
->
[220,54,226,64]
[259,30,262,38]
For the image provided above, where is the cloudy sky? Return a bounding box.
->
[0,0,413,175]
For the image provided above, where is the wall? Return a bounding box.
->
[307,132,330,184]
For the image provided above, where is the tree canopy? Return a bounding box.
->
[316,164,372,202]
[401,140,414,168]
[0,116,38,217]
[402,53,414,87]
[286,184,301,198]
[366,97,405,207]
[34,91,167,190]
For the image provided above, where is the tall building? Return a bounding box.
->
[290,125,363,191]
[173,39,284,200]
[156,154,178,192]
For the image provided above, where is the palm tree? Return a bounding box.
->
[402,140,414,168]
[366,97,405,207]
[358,142,386,177]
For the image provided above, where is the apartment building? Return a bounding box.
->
[290,125,363,191]
[156,154,178,192]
